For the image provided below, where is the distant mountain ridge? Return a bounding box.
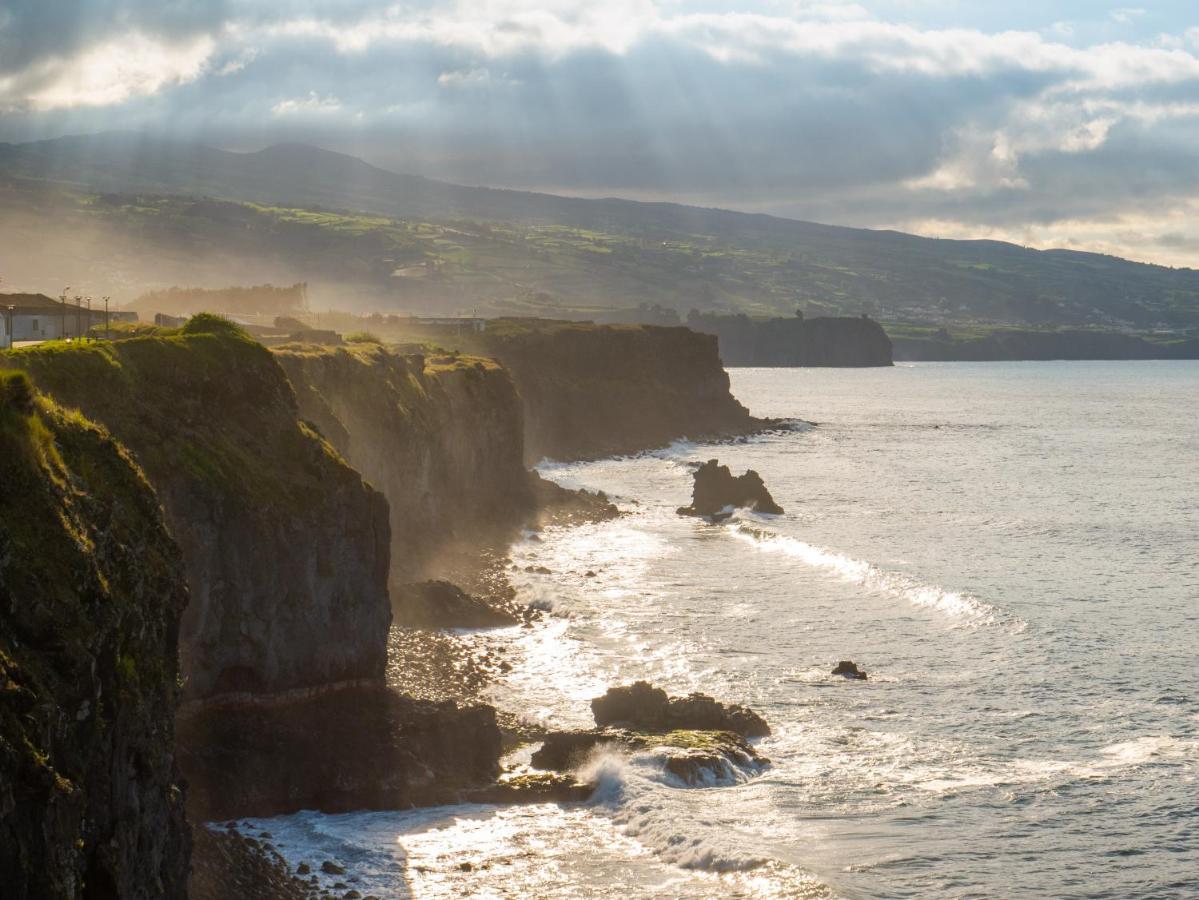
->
[2,132,1198,328]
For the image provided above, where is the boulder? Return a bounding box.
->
[590,681,770,737]
[831,660,868,680]
[394,580,519,629]
[677,459,783,519]
[464,772,592,804]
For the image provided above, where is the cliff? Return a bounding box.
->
[274,344,534,585]
[891,329,1199,361]
[470,320,767,462]
[0,371,190,898]
[685,313,894,367]
[5,317,391,703]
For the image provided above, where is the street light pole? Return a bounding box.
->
[5,305,13,350]
[60,286,70,340]
[104,296,110,340]
[73,294,82,341]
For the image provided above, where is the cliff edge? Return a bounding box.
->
[0,371,190,898]
[472,320,767,462]
[7,316,391,703]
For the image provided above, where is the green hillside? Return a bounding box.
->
[2,133,1198,329]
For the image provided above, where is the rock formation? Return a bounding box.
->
[0,371,190,898]
[531,681,771,788]
[831,660,868,680]
[469,320,770,462]
[686,312,894,367]
[590,681,771,737]
[394,580,519,629]
[677,459,784,519]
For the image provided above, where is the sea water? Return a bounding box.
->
[252,362,1199,898]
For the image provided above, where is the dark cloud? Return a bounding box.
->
[2,1,1199,262]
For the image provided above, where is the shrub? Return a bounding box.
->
[181,313,249,338]
[0,370,35,416]
[345,331,381,344]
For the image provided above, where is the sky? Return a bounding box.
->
[2,1,1199,266]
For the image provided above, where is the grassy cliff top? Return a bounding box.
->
[2,316,360,511]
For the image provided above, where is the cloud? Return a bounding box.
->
[1,1,1199,266]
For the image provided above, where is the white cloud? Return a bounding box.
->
[1,32,214,111]
[271,91,343,115]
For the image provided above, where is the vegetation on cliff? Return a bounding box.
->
[4,319,391,701]
[0,371,190,898]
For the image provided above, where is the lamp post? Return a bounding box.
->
[85,297,92,342]
[73,294,82,341]
[103,296,110,340]
[60,286,70,340]
[5,305,13,350]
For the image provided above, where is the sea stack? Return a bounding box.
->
[677,459,784,519]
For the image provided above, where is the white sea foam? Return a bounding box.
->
[728,522,1025,631]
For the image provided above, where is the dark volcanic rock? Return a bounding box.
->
[531,731,632,770]
[590,681,771,737]
[176,684,502,821]
[831,660,868,680]
[394,580,519,629]
[677,459,783,519]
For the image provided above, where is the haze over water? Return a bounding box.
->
[258,362,1199,898]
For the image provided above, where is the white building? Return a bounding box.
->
[1,293,129,346]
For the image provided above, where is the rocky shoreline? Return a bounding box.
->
[0,316,777,895]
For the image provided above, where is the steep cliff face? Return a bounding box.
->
[0,372,190,898]
[686,313,894,367]
[473,321,767,462]
[275,344,534,584]
[6,318,390,702]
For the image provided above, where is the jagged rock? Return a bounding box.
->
[831,660,868,680]
[677,459,783,519]
[591,681,771,737]
[394,580,518,629]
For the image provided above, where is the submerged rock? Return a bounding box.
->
[831,660,868,680]
[591,681,771,737]
[676,459,783,519]
[394,580,519,629]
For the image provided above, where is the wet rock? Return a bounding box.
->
[394,580,519,629]
[464,772,593,804]
[459,862,474,872]
[531,731,630,770]
[591,681,770,737]
[190,826,316,900]
[297,863,310,875]
[321,861,346,876]
[677,459,783,519]
[831,660,868,680]
[654,730,770,787]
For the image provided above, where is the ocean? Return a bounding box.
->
[250,361,1199,898]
